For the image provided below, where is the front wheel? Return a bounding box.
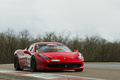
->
[31,56,37,72]
[74,69,83,72]
[14,55,23,70]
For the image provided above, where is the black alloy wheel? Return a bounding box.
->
[14,55,23,70]
[31,56,37,72]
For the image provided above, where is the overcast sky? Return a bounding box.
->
[0,0,120,42]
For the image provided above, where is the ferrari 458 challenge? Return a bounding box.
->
[14,42,84,72]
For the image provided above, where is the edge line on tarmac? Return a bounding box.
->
[0,69,105,80]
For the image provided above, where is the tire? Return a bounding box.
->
[14,55,23,70]
[74,69,83,72]
[31,56,37,72]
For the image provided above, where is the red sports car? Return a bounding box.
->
[14,42,84,72]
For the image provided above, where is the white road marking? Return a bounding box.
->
[0,70,18,72]
[25,73,104,80]
[0,70,105,80]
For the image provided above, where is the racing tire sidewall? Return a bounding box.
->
[31,56,37,72]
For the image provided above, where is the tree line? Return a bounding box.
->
[0,29,120,63]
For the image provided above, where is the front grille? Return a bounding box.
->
[47,63,81,68]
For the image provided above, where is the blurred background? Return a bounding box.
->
[0,0,120,63]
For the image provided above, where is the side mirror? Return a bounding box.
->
[24,50,32,55]
[74,50,78,52]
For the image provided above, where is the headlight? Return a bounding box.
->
[39,53,49,60]
[77,53,82,60]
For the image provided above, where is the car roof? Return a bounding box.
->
[34,42,64,45]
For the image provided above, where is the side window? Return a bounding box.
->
[28,44,34,53]
[30,47,33,52]
[26,46,30,50]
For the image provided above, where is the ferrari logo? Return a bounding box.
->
[65,65,67,68]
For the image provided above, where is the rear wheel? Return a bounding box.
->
[31,56,37,72]
[74,69,83,72]
[14,55,23,70]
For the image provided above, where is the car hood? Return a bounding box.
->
[40,52,79,59]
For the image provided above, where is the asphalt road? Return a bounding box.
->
[0,62,120,80]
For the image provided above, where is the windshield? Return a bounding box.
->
[35,44,72,52]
